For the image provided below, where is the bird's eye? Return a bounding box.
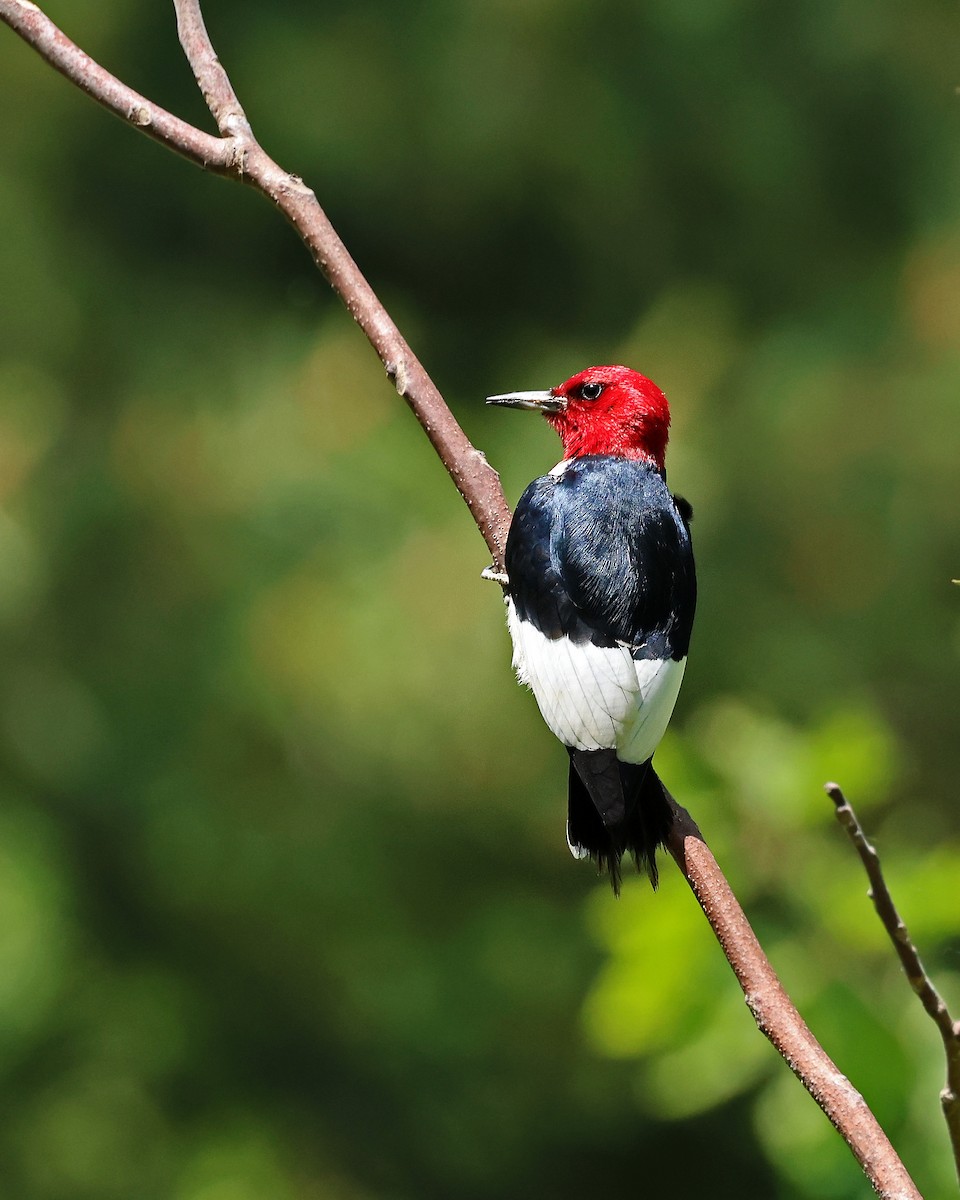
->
[580,382,604,401]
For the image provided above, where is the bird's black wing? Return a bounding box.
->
[504,456,696,888]
[549,457,696,660]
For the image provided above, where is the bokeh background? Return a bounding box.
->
[0,1,958,1196]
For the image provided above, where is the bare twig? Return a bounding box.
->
[174,0,251,138]
[0,0,234,170]
[0,0,512,568]
[0,5,927,1196]
[827,781,960,1186]
[665,788,922,1199]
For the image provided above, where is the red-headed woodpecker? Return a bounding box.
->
[487,365,696,892]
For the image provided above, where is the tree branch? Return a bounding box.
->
[665,789,922,1199]
[174,0,251,139]
[0,0,235,170]
[0,4,926,1196]
[0,0,512,569]
[827,781,960,1187]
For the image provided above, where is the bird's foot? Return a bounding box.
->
[481,565,509,586]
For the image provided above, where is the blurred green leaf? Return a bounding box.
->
[583,872,731,1057]
[0,1,957,1196]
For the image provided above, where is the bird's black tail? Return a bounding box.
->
[566,750,673,895]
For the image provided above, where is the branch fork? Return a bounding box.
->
[0,4,933,1195]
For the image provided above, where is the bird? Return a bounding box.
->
[487,365,696,893]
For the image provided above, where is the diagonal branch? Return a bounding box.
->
[0,0,235,171]
[827,781,960,1186]
[666,790,922,1200]
[0,5,926,1196]
[0,0,512,568]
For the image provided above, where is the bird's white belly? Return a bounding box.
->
[506,598,686,761]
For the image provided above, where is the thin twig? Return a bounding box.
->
[0,0,236,171]
[665,788,922,1199]
[0,6,927,1196]
[174,0,251,138]
[827,781,960,1186]
[0,0,512,569]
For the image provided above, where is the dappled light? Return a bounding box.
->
[0,1,957,1196]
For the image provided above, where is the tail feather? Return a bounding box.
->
[566,750,673,894]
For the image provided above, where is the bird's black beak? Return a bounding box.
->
[485,389,566,413]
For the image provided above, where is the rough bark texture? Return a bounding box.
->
[0,4,927,1195]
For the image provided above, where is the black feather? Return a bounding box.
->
[566,752,673,895]
[506,455,694,891]
[508,457,696,659]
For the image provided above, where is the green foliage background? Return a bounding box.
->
[0,1,958,1196]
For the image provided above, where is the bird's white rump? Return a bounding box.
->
[506,598,686,763]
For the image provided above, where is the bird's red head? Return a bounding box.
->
[487,365,671,471]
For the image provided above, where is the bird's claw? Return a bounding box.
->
[481,566,509,586]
